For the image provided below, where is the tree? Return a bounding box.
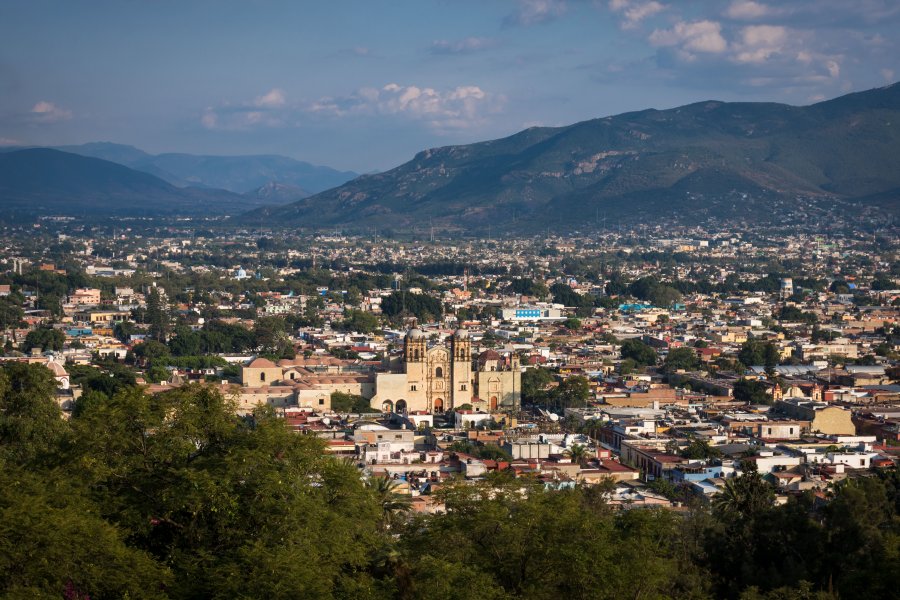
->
[664,347,700,373]
[145,288,170,342]
[733,378,772,404]
[738,340,780,370]
[829,280,851,294]
[168,326,203,356]
[549,375,591,409]
[68,385,384,597]
[402,479,691,599]
[131,339,170,366]
[565,443,589,466]
[0,296,24,331]
[713,469,774,518]
[330,391,371,413]
[23,326,65,351]
[114,319,140,343]
[779,306,817,325]
[367,476,412,531]
[0,468,171,599]
[620,338,658,366]
[563,317,582,331]
[649,285,682,308]
[476,444,512,461]
[380,291,443,323]
[0,362,68,465]
[339,308,380,334]
[680,439,723,460]
[521,367,554,405]
[36,293,63,317]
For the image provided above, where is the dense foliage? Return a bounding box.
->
[1,362,898,599]
[380,291,443,323]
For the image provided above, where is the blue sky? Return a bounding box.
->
[1,0,899,172]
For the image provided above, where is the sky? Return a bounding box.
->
[1,0,899,172]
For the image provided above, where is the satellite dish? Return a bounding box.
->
[548,413,560,422]
[321,417,331,426]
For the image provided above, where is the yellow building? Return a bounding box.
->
[372,328,472,413]
[775,398,855,436]
[371,329,522,414]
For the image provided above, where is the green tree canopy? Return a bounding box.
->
[733,378,772,404]
[24,326,65,351]
[664,347,701,373]
[620,338,658,367]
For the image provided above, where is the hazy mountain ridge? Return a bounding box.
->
[246,83,900,232]
[0,148,279,217]
[10,142,358,195]
[248,181,311,203]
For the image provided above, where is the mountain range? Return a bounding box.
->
[0,144,356,218]
[246,83,900,233]
[47,142,357,194]
[0,148,256,217]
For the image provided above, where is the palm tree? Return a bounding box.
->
[713,470,774,517]
[367,476,412,530]
[566,443,590,466]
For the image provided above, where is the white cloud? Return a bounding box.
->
[201,88,288,130]
[506,0,567,26]
[0,137,21,146]
[608,0,666,29]
[30,101,72,122]
[649,20,728,56]
[732,24,788,63]
[882,68,896,82]
[203,83,504,133]
[310,83,504,131]
[200,110,218,129]
[254,88,287,108]
[430,37,497,55]
[725,1,774,20]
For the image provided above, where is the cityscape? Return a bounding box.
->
[1,1,899,599]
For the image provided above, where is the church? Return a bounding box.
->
[370,328,521,414]
[238,328,522,415]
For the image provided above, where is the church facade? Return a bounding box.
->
[239,328,521,415]
[371,328,521,414]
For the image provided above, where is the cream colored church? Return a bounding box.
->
[239,328,521,415]
[371,328,521,414]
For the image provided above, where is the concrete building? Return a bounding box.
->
[499,305,563,322]
[775,398,855,436]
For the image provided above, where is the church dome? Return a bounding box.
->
[46,360,68,377]
[478,349,502,362]
[406,328,425,340]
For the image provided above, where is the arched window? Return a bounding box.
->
[396,399,407,413]
[435,366,443,378]
[260,372,266,382]
[382,400,394,413]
